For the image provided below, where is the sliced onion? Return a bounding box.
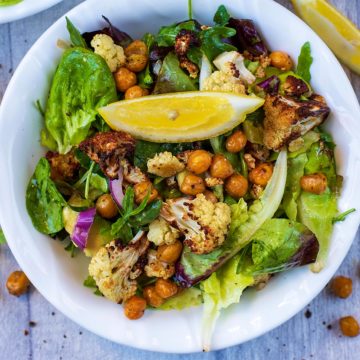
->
[257,75,280,95]
[109,167,124,208]
[199,54,212,91]
[70,207,96,250]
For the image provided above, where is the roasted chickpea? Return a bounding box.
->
[269,51,293,71]
[210,154,234,179]
[339,316,360,337]
[124,295,147,320]
[330,276,352,299]
[143,286,164,308]
[180,174,205,195]
[125,40,148,57]
[300,173,327,194]
[96,194,118,219]
[124,85,148,100]
[157,240,183,263]
[6,271,30,297]
[114,67,137,92]
[126,54,148,73]
[187,150,212,174]
[134,181,158,204]
[249,163,274,186]
[225,174,249,199]
[204,190,218,204]
[225,131,247,153]
[155,279,178,299]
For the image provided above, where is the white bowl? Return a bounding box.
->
[0,0,62,24]
[0,0,360,353]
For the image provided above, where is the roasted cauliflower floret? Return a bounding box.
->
[263,94,330,151]
[144,249,175,279]
[204,177,224,187]
[174,29,200,56]
[91,34,126,72]
[147,218,180,246]
[79,131,135,179]
[121,159,148,184]
[202,71,246,94]
[213,51,256,84]
[147,151,185,178]
[45,150,79,181]
[161,194,231,254]
[88,232,149,303]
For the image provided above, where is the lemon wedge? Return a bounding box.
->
[291,0,360,74]
[98,92,264,143]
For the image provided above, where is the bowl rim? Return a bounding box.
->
[1,0,360,353]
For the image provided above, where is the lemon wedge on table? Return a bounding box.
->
[291,0,360,74]
[98,92,264,143]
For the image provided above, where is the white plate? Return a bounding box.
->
[0,0,360,353]
[0,0,62,24]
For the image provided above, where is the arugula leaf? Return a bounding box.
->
[200,26,237,61]
[296,42,313,83]
[66,17,88,49]
[26,158,66,234]
[138,33,155,89]
[83,275,102,296]
[332,208,356,223]
[64,240,78,258]
[213,5,230,26]
[188,0,193,19]
[155,20,197,47]
[0,229,6,245]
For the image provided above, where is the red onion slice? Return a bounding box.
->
[70,207,96,250]
[109,167,124,208]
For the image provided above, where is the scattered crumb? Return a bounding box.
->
[43,340,47,344]
[79,331,83,335]
[63,334,67,339]
[24,330,29,336]
[322,321,326,325]
[29,321,36,328]
[51,312,55,316]
[9,68,12,74]
[305,309,312,319]
[327,324,333,330]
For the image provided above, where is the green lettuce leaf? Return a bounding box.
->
[0,228,6,245]
[26,158,66,234]
[296,42,313,83]
[155,20,197,47]
[44,48,117,154]
[200,254,254,351]
[298,140,338,271]
[153,52,197,94]
[158,288,203,310]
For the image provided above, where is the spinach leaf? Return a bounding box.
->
[210,135,241,171]
[155,20,198,47]
[66,17,88,49]
[153,52,197,94]
[83,275,103,296]
[0,228,6,245]
[213,5,230,26]
[200,26,236,61]
[43,48,117,154]
[296,42,313,83]
[129,200,162,227]
[26,158,66,234]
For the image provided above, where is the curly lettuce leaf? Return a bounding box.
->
[44,48,117,154]
[158,288,203,310]
[26,158,66,234]
[200,254,254,351]
[298,140,338,271]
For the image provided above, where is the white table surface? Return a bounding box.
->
[0,0,359,359]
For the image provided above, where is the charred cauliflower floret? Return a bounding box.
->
[121,159,148,184]
[213,51,256,84]
[147,151,185,178]
[174,29,200,56]
[179,56,199,79]
[147,218,180,246]
[263,94,330,151]
[161,194,231,254]
[45,150,79,181]
[283,75,310,97]
[91,34,126,72]
[89,232,149,303]
[144,249,175,279]
[79,131,135,179]
[204,177,224,187]
[202,71,246,94]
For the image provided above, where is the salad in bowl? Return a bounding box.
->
[24,3,351,350]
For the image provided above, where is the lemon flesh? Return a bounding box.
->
[292,0,360,74]
[99,91,264,143]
